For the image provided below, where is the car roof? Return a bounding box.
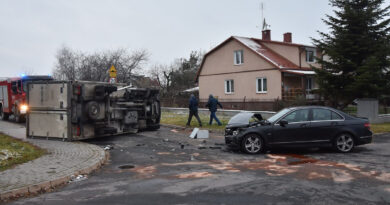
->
[288,106,340,111]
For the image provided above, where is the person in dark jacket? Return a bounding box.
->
[205,94,223,126]
[186,94,202,127]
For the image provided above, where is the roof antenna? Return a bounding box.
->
[259,2,270,31]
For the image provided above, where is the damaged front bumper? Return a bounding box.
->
[224,134,242,149]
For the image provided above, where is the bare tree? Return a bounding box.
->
[148,50,204,96]
[53,46,149,83]
[53,46,79,80]
[149,64,176,93]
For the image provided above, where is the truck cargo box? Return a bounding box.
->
[27,81,160,141]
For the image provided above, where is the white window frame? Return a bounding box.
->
[225,79,234,94]
[234,50,244,65]
[306,48,316,63]
[306,77,313,91]
[256,77,267,93]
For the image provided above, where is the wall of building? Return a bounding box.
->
[199,69,282,101]
[200,40,275,76]
[199,39,283,102]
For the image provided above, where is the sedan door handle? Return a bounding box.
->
[300,124,307,128]
[331,122,338,126]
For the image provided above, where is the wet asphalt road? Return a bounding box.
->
[9,127,390,205]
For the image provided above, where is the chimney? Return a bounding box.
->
[262,30,271,41]
[283,32,292,43]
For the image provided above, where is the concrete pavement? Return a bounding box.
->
[9,127,390,205]
[0,121,108,202]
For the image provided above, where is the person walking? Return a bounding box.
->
[205,94,223,126]
[186,94,202,127]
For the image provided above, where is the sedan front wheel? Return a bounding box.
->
[334,133,355,153]
[241,134,264,154]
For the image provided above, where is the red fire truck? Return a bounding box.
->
[0,75,52,122]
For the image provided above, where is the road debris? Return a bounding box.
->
[104,145,113,150]
[197,130,209,139]
[136,144,145,147]
[189,128,209,139]
[163,139,169,142]
[69,174,88,183]
[170,129,179,133]
[189,128,199,139]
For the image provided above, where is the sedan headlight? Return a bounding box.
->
[232,130,240,136]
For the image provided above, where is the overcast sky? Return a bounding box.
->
[0,0,388,78]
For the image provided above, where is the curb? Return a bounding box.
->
[0,146,110,202]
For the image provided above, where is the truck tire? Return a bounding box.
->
[146,124,160,131]
[86,101,101,120]
[0,106,9,120]
[14,109,25,123]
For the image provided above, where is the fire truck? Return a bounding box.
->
[0,75,53,122]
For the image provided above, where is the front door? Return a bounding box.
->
[271,108,311,145]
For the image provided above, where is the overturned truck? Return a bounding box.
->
[27,81,160,141]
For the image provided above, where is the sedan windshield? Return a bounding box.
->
[267,108,291,123]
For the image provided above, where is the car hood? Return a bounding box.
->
[227,112,263,128]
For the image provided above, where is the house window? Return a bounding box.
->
[256,77,267,93]
[306,48,316,63]
[306,77,314,90]
[225,79,234,94]
[234,50,243,65]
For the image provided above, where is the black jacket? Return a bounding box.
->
[206,97,222,112]
[188,96,198,112]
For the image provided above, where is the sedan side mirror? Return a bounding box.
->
[279,119,288,127]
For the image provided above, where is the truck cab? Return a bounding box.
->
[0,75,52,122]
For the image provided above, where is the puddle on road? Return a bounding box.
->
[118,164,135,169]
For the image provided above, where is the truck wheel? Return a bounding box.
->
[86,101,100,120]
[0,107,9,120]
[14,111,25,123]
[146,124,160,131]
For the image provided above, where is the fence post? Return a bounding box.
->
[243,96,246,110]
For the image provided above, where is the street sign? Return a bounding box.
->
[109,65,117,78]
[109,78,116,83]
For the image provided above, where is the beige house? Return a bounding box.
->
[196,30,321,110]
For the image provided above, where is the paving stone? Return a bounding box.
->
[0,121,107,201]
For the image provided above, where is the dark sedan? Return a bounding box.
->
[225,106,372,154]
